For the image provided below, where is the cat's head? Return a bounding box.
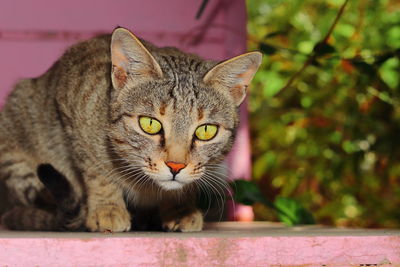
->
[108,28,261,191]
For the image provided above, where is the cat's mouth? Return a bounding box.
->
[157,178,187,191]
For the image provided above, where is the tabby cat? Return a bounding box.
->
[0,27,261,232]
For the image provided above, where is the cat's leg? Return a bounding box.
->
[159,196,203,232]
[0,148,43,206]
[85,175,131,232]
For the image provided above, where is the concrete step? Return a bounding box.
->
[0,222,399,266]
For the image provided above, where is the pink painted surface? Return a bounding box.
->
[0,222,399,266]
[0,0,232,104]
[0,0,252,218]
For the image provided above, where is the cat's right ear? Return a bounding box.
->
[110,28,163,90]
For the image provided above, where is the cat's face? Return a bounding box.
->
[110,78,237,191]
[108,28,261,191]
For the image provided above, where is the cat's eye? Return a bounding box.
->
[195,124,218,141]
[139,116,162,135]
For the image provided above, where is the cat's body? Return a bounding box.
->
[0,28,261,231]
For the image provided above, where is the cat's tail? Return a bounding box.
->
[1,164,87,231]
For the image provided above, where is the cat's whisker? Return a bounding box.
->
[133,173,150,193]
[124,174,147,203]
[202,172,233,222]
[204,178,230,203]
[200,179,218,219]
[206,174,228,182]
[127,174,147,202]
[194,179,212,218]
[91,156,132,168]
[205,167,228,175]
[202,172,236,221]
[203,172,230,189]
[110,167,145,188]
[201,175,226,221]
[204,163,229,171]
[204,168,229,179]
[115,165,145,177]
[124,182,135,207]
[117,169,146,186]
[156,184,162,201]
[101,163,138,179]
[107,145,146,160]
[90,158,143,179]
[105,166,138,181]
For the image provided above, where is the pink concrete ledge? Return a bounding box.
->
[0,222,399,267]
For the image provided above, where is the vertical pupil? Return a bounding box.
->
[150,119,153,126]
[205,125,208,132]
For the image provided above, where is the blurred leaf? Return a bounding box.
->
[246,0,400,228]
[274,197,316,226]
[335,23,355,38]
[341,59,355,73]
[387,26,400,49]
[379,57,400,89]
[351,59,376,76]
[232,180,269,206]
[254,151,277,179]
[232,180,315,226]
[264,30,287,39]
[310,57,321,67]
[301,96,313,108]
[298,40,314,54]
[262,72,285,97]
[259,43,278,55]
[374,49,400,66]
[313,42,336,56]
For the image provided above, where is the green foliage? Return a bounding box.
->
[232,179,268,206]
[232,180,315,226]
[247,0,400,228]
[274,197,315,226]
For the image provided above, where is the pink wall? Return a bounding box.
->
[0,0,234,102]
[0,0,252,218]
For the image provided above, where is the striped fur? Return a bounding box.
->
[2,164,85,231]
[0,28,261,232]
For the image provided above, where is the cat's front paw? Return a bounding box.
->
[86,204,131,232]
[162,209,203,232]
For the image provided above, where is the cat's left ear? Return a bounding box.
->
[203,52,262,106]
[110,27,163,90]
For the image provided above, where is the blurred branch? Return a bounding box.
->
[276,0,350,96]
[321,0,349,44]
[196,0,210,19]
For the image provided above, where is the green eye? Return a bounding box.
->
[139,116,162,135]
[195,124,218,141]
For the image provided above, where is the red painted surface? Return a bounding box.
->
[0,0,253,218]
[0,222,399,266]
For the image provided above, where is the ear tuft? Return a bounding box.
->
[203,52,262,106]
[111,27,163,90]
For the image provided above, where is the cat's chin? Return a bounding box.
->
[157,180,185,191]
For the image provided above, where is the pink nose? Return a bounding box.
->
[166,161,186,174]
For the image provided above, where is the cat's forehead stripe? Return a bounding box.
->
[159,103,166,116]
[198,108,204,121]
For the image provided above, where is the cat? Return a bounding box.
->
[0,27,261,232]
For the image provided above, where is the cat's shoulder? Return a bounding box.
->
[57,34,112,67]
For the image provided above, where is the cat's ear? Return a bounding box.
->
[111,28,163,90]
[203,52,262,106]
